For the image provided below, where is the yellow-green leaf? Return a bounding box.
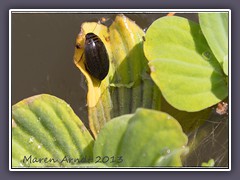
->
[199,12,229,76]
[12,94,94,168]
[144,16,228,112]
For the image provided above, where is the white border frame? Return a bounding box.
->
[9,9,231,172]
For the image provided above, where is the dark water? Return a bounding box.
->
[11,12,228,167]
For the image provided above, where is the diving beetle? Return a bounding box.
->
[77,32,109,81]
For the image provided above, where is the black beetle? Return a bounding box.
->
[84,33,109,81]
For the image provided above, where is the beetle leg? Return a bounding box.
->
[77,52,84,64]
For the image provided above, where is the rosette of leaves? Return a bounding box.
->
[12,12,228,168]
[73,14,216,137]
[74,14,161,137]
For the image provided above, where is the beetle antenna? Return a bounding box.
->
[91,16,113,33]
[91,20,99,33]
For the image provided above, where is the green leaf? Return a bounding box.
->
[201,159,215,167]
[144,16,228,112]
[74,15,161,138]
[94,108,188,167]
[223,56,228,76]
[12,94,94,168]
[199,12,229,76]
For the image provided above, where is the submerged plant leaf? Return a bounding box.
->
[144,16,228,112]
[199,12,229,76]
[12,94,94,168]
[74,15,161,137]
[94,108,188,167]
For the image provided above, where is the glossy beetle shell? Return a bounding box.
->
[84,33,109,80]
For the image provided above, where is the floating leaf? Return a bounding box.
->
[94,108,188,167]
[12,94,94,168]
[223,56,228,76]
[144,16,228,112]
[74,15,161,137]
[199,12,229,76]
